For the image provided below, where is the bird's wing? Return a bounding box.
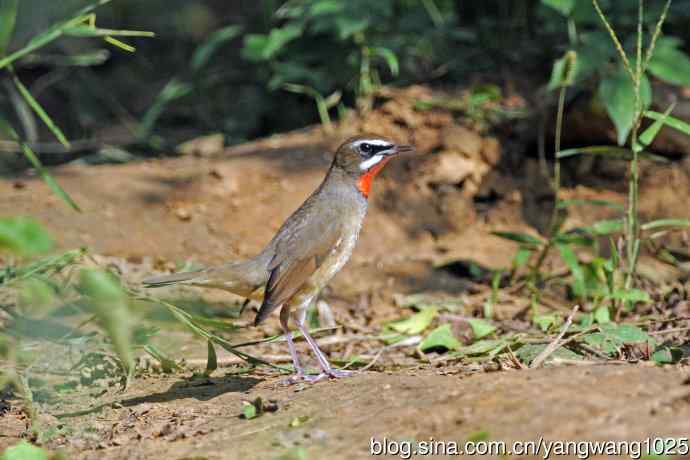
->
[254,209,340,325]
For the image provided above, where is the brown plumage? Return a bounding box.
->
[143,135,413,382]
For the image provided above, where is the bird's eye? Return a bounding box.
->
[360,143,372,154]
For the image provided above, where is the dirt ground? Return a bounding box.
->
[2,122,690,459]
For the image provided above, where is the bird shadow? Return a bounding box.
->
[120,374,263,407]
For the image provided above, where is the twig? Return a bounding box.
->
[649,326,690,336]
[530,305,579,368]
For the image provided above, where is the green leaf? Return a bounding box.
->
[388,307,437,335]
[533,314,558,332]
[0,0,18,56]
[598,66,651,145]
[651,346,682,364]
[138,78,192,138]
[582,331,619,354]
[584,323,654,356]
[370,47,399,76]
[205,340,218,375]
[334,16,369,40]
[18,277,56,314]
[557,243,586,298]
[512,247,532,269]
[467,318,496,339]
[516,343,582,365]
[242,402,257,420]
[647,37,690,86]
[641,218,690,231]
[593,305,611,324]
[190,25,242,72]
[419,324,461,352]
[586,219,624,236]
[491,231,544,247]
[79,269,134,377]
[289,415,310,428]
[1,441,49,460]
[610,324,651,344]
[606,288,651,303]
[11,73,70,148]
[242,24,302,61]
[644,111,690,137]
[0,120,80,211]
[449,339,506,357]
[0,217,53,255]
[547,50,577,90]
[542,0,575,16]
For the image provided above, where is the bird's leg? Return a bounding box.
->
[295,312,353,379]
[279,305,324,384]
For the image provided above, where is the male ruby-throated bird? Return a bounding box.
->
[143,135,413,382]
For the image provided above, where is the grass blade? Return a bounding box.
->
[492,231,544,247]
[0,0,117,70]
[556,145,668,162]
[644,110,690,136]
[557,242,586,298]
[0,0,18,56]
[12,71,70,148]
[0,120,80,211]
[556,199,625,211]
[205,340,218,375]
[635,102,675,153]
[641,218,690,231]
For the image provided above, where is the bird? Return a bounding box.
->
[143,135,413,382]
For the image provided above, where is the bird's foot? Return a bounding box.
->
[324,368,354,379]
[280,372,327,385]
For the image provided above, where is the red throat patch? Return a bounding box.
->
[357,157,393,198]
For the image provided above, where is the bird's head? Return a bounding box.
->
[332,135,414,197]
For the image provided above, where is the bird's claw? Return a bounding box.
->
[280,369,353,385]
[325,368,354,379]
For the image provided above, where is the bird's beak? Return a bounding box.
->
[389,144,415,156]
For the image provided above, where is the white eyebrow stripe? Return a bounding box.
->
[359,154,384,170]
[353,139,393,148]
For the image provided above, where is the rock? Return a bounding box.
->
[426,152,477,185]
[176,133,225,157]
[441,125,483,160]
[481,137,502,166]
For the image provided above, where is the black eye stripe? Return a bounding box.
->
[359,142,392,155]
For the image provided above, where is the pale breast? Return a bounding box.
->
[312,199,367,289]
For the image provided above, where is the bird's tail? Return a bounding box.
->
[142,255,272,300]
[142,270,207,288]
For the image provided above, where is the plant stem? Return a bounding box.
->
[530,76,569,278]
[624,0,644,289]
